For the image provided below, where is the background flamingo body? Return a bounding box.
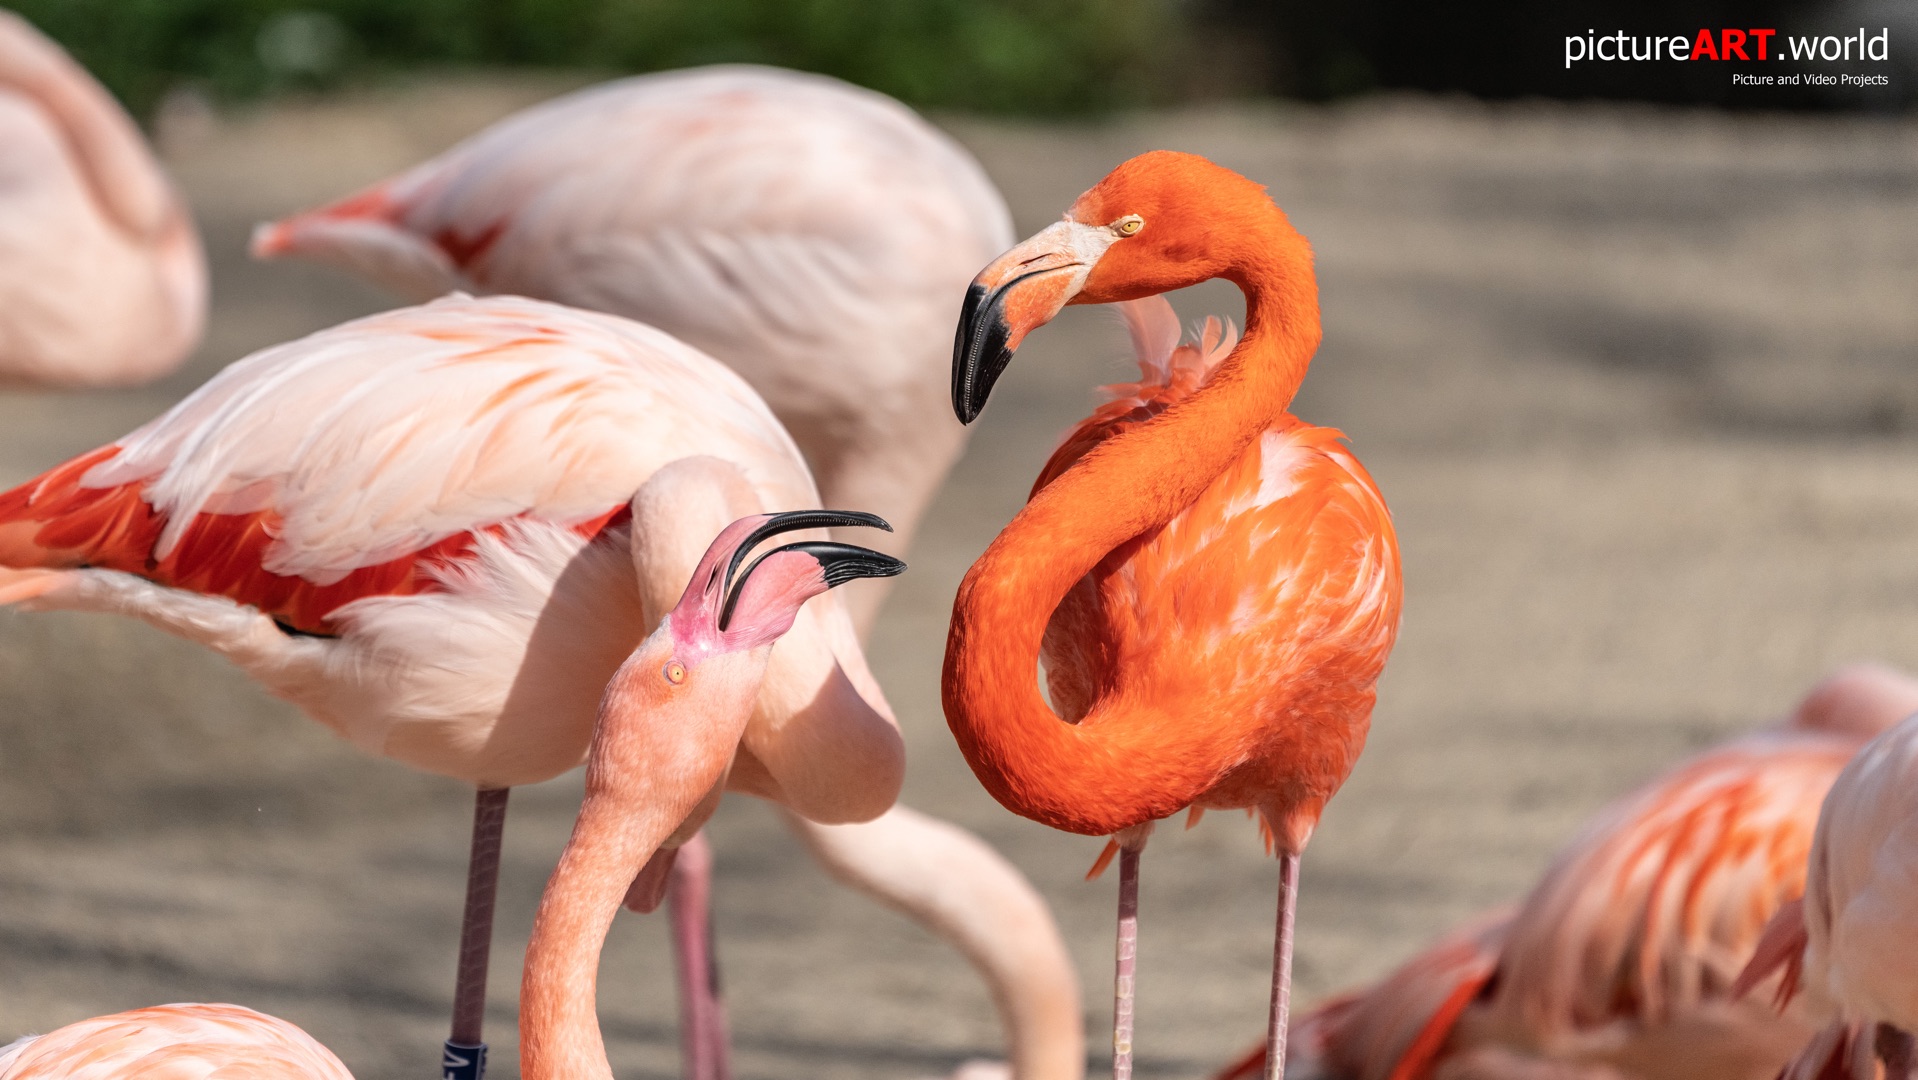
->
[1734,688,1918,1078]
[1262,664,1918,1080]
[253,64,1013,616]
[0,1004,352,1080]
[0,11,204,388]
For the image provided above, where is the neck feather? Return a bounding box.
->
[942,233,1320,835]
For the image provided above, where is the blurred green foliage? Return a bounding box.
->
[7,0,1191,118]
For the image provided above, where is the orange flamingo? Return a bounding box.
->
[1735,675,1918,1080]
[0,11,204,387]
[0,517,902,1080]
[1219,663,1918,1080]
[943,151,1404,1080]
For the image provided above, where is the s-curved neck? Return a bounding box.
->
[942,228,1321,836]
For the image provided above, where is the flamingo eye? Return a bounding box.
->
[1114,215,1144,237]
[663,661,687,685]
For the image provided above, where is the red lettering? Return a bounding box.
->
[1692,28,1719,60]
[1750,28,1775,59]
[1722,28,1749,59]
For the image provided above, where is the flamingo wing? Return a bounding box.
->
[0,294,806,631]
[1487,729,1856,1035]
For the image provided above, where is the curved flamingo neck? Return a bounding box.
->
[519,782,631,1080]
[943,227,1320,837]
[520,651,747,1080]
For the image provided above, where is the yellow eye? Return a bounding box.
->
[663,661,687,685]
[1114,215,1144,237]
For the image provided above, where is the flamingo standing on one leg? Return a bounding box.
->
[247,65,1084,1080]
[1221,662,1918,1080]
[0,517,903,1080]
[1733,683,1918,1079]
[0,11,205,387]
[0,295,1031,1079]
[943,151,1405,1080]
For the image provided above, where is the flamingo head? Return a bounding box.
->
[951,150,1302,423]
[673,508,899,662]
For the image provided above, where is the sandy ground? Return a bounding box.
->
[2,75,1916,1079]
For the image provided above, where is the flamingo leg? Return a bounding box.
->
[1113,845,1141,1080]
[445,786,510,1080]
[1262,851,1301,1080]
[667,832,732,1080]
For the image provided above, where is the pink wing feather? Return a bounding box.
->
[0,294,808,631]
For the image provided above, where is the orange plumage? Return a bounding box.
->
[941,152,1401,1079]
[1030,299,1400,850]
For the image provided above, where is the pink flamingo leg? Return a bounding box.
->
[668,832,732,1080]
[1262,852,1301,1080]
[1113,845,1141,1080]
[445,786,510,1080]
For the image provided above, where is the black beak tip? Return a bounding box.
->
[806,543,907,588]
[952,282,1014,426]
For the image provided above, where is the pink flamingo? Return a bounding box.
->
[0,516,902,1080]
[0,295,1076,1080]
[1734,675,1918,1079]
[250,66,1083,1080]
[250,64,1011,627]
[1219,663,1918,1080]
[0,11,204,388]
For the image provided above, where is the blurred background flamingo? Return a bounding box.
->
[251,64,1009,630]
[1230,663,1918,1080]
[0,1004,354,1080]
[1734,677,1918,1080]
[0,11,203,389]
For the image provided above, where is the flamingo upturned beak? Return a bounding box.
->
[951,220,1124,424]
